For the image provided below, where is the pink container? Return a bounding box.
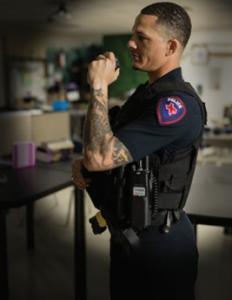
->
[12,142,36,169]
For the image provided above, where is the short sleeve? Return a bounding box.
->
[114,93,202,161]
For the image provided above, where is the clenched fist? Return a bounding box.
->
[87,51,120,89]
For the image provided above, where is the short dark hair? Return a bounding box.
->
[141,2,192,48]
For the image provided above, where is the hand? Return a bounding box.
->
[87,51,120,89]
[72,159,91,190]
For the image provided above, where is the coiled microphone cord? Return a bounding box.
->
[151,173,159,218]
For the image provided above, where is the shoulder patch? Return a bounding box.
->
[156,96,187,125]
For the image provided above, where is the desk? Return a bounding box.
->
[0,162,85,300]
[186,163,232,229]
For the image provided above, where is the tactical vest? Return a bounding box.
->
[113,80,206,226]
[85,79,207,231]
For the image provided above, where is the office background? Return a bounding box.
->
[0,1,232,299]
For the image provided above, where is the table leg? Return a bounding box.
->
[0,209,9,300]
[26,202,34,250]
[74,187,86,300]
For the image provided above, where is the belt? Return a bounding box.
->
[110,210,182,249]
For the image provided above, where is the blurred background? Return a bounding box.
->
[0,0,232,299]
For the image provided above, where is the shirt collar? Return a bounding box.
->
[143,68,184,99]
[150,68,183,87]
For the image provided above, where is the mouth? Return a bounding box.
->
[131,52,140,63]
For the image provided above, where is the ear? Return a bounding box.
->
[165,39,178,56]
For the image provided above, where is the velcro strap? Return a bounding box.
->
[159,156,192,182]
[157,193,181,210]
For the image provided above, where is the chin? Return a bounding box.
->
[132,65,139,70]
[132,61,143,70]
[132,65,147,72]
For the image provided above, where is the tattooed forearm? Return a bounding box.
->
[84,88,112,152]
[92,88,104,98]
[83,87,133,170]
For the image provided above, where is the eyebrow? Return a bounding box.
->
[135,31,150,38]
[131,27,149,36]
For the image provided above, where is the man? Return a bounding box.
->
[72,2,206,300]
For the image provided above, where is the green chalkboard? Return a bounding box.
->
[103,34,148,97]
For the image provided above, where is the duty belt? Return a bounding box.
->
[108,209,182,250]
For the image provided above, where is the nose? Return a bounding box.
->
[127,38,137,49]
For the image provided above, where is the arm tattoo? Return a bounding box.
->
[84,88,133,167]
[84,88,111,151]
[112,137,133,166]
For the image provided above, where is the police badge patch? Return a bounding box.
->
[156,96,186,125]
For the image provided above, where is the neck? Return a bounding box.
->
[148,60,180,84]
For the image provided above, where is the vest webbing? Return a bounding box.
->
[124,80,207,212]
[84,79,207,227]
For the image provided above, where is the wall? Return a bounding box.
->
[5,28,102,59]
[0,28,102,107]
[2,27,232,125]
[181,30,232,126]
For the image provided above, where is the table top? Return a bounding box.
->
[1,160,232,225]
[185,163,232,224]
[0,161,73,209]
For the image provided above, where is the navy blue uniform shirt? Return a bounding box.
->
[114,68,202,161]
[110,68,200,300]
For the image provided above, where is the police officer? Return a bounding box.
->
[72,2,206,300]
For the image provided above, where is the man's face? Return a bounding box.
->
[128,14,169,72]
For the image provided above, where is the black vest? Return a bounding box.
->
[84,80,207,229]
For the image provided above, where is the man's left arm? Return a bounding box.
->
[82,52,133,171]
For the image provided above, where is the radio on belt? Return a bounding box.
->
[130,156,152,231]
